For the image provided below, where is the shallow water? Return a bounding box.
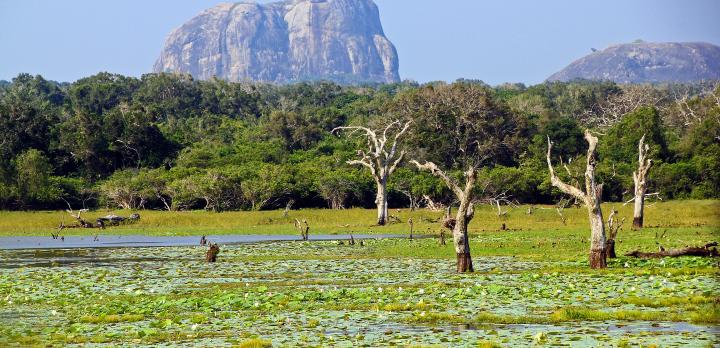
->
[0,233,419,250]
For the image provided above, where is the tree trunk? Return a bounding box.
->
[206,244,220,262]
[158,195,172,212]
[632,134,652,229]
[408,218,414,240]
[547,130,607,269]
[588,204,607,269]
[376,178,388,225]
[331,197,343,210]
[333,121,411,227]
[633,191,644,228]
[453,198,474,272]
[605,239,616,258]
[411,161,475,273]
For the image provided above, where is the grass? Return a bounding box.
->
[0,199,717,237]
[406,305,720,326]
[80,313,145,323]
[235,338,273,348]
[608,295,718,308]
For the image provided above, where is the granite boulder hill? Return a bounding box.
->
[153,0,400,84]
[548,41,720,83]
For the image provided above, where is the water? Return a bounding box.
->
[0,233,424,250]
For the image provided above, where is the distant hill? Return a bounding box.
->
[154,0,399,84]
[547,41,720,83]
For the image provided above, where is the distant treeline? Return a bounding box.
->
[0,72,718,210]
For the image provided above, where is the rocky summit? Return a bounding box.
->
[153,0,399,84]
[547,41,720,83]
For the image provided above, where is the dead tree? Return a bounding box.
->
[62,199,93,228]
[412,161,476,272]
[670,82,719,127]
[422,195,444,211]
[295,219,309,241]
[555,198,570,225]
[605,209,624,258]
[580,84,665,128]
[547,130,608,269]
[625,242,718,258]
[206,243,220,262]
[398,188,421,211]
[332,120,412,225]
[283,199,294,218]
[481,191,516,218]
[408,217,414,240]
[630,135,653,229]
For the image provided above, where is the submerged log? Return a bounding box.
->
[625,242,718,258]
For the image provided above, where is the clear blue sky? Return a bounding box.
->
[1,0,718,85]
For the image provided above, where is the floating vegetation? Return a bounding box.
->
[0,239,718,346]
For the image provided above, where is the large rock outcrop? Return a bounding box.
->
[154,0,400,84]
[547,41,720,83]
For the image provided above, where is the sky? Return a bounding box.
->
[1,0,719,85]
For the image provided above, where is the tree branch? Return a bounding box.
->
[411,160,463,198]
[546,136,586,200]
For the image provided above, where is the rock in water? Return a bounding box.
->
[154,0,400,84]
[547,41,720,83]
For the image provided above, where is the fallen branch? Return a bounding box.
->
[625,242,718,258]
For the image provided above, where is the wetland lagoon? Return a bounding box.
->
[0,202,718,347]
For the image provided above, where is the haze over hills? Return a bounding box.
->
[153,0,399,84]
[547,41,720,83]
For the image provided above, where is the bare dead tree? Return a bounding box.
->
[114,139,141,169]
[547,130,608,269]
[332,120,412,225]
[674,87,699,126]
[295,219,309,241]
[74,188,97,210]
[479,191,517,218]
[397,188,421,211]
[283,199,294,218]
[412,161,476,272]
[422,195,444,211]
[605,208,624,258]
[555,198,570,226]
[630,135,653,228]
[408,217,414,240]
[62,198,93,228]
[669,82,720,128]
[581,84,665,128]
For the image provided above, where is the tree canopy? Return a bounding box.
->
[0,72,717,210]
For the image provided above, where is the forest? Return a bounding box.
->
[1,72,718,213]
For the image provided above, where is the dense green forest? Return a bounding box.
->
[0,72,718,211]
